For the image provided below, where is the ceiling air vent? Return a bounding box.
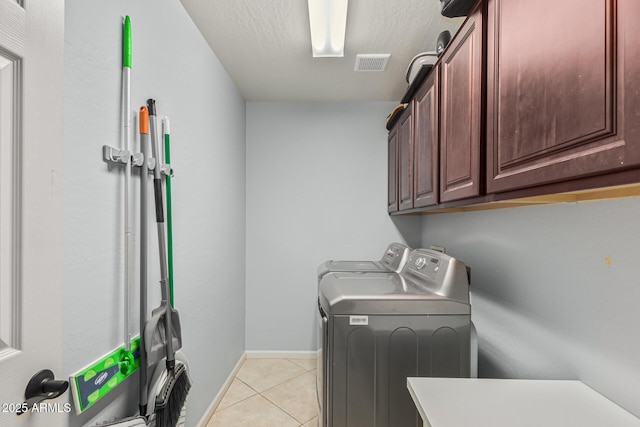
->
[354,54,390,72]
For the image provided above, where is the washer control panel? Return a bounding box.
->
[402,249,469,302]
[404,249,447,284]
[412,255,440,273]
[380,243,409,272]
[384,248,398,260]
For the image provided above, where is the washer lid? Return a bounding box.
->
[319,272,470,315]
[317,260,386,279]
[316,243,410,279]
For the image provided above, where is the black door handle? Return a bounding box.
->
[17,369,69,415]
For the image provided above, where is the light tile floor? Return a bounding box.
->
[206,358,318,427]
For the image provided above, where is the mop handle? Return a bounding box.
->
[122,15,132,352]
[122,16,132,69]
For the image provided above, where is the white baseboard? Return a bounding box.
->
[245,350,317,359]
[196,352,246,427]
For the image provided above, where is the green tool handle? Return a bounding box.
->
[164,120,174,307]
[123,16,132,68]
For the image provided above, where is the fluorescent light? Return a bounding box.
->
[308,0,348,57]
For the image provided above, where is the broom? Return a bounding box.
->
[147,98,191,427]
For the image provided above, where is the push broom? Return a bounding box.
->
[147,99,191,427]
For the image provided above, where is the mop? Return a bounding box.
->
[121,14,135,376]
[69,14,142,422]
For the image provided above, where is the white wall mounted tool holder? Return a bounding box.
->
[102,145,173,176]
[103,145,144,167]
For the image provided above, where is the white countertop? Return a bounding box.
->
[407,378,640,427]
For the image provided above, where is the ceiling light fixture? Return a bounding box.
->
[307,0,349,57]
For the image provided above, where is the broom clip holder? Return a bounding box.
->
[103,145,144,167]
[161,164,173,177]
[146,158,173,177]
[102,145,173,177]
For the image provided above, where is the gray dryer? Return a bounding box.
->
[317,249,472,427]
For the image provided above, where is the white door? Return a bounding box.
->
[0,0,64,425]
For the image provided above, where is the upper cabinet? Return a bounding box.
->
[388,125,399,213]
[388,0,640,214]
[440,2,483,202]
[486,0,640,193]
[414,67,440,208]
[389,67,440,213]
[398,103,414,210]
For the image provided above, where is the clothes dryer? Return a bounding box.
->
[317,249,473,427]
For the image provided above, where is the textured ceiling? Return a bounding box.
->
[180,0,463,102]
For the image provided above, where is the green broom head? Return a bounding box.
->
[154,361,191,427]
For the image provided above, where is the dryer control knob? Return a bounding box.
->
[415,257,427,270]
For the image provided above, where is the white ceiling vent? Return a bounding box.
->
[354,54,390,72]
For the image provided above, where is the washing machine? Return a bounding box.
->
[316,242,410,283]
[317,249,474,427]
[315,242,410,406]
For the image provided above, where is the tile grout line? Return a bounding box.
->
[252,392,304,425]
[258,368,318,424]
[236,358,314,395]
[215,366,306,413]
[212,378,258,415]
[239,367,314,421]
[260,389,316,425]
[213,358,318,426]
[236,377,261,395]
[211,393,301,426]
[258,366,315,394]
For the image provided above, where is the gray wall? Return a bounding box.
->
[421,196,640,417]
[63,1,246,425]
[245,102,421,351]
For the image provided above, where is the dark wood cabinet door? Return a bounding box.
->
[486,0,640,193]
[398,104,414,210]
[440,4,483,202]
[388,126,398,213]
[413,67,440,208]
